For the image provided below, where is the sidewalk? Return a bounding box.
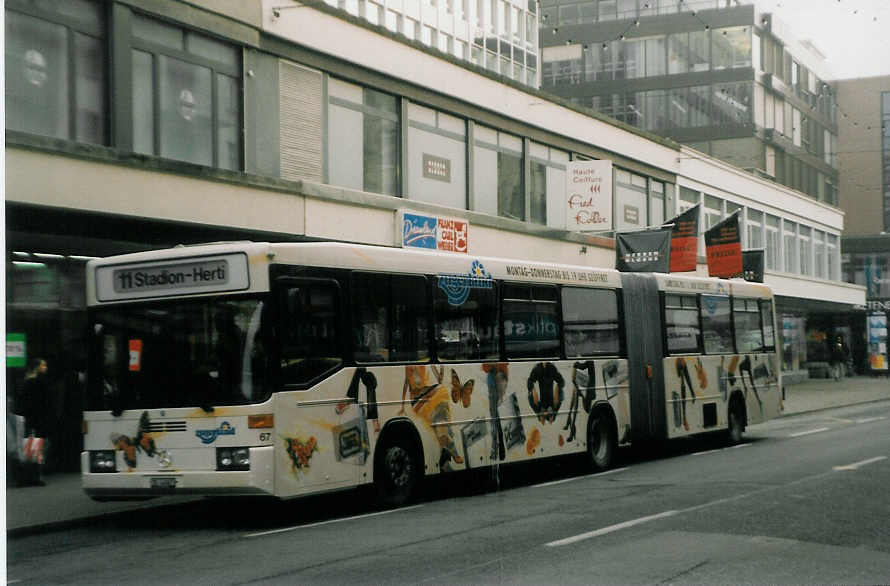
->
[6,375,888,536]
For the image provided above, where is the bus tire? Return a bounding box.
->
[374,431,420,507]
[586,408,617,471]
[727,395,746,445]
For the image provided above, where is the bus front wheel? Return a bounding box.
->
[587,411,616,471]
[374,434,419,507]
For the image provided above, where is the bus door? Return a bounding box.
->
[620,273,667,442]
[273,278,359,497]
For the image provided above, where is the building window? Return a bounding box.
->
[328,79,401,197]
[529,142,568,227]
[713,82,751,126]
[407,103,466,210]
[783,220,797,273]
[5,0,107,145]
[798,225,811,277]
[814,230,826,280]
[130,13,241,170]
[712,26,751,70]
[747,208,763,250]
[765,214,779,271]
[473,125,524,221]
[615,170,648,232]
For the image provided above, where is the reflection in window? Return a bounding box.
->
[701,295,732,354]
[562,287,620,357]
[6,2,106,144]
[130,14,241,170]
[733,298,763,354]
[329,79,400,197]
[434,277,498,361]
[351,273,430,363]
[280,283,342,386]
[665,294,700,354]
[504,284,560,358]
[712,26,751,70]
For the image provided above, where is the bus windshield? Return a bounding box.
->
[87,296,270,411]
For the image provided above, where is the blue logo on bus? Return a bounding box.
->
[195,421,236,444]
[438,260,493,306]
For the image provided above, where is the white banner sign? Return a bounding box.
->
[565,160,612,232]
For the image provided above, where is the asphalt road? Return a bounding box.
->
[7,400,890,585]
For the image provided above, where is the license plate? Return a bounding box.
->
[150,476,178,490]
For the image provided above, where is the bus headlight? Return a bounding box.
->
[216,447,250,471]
[89,450,117,473]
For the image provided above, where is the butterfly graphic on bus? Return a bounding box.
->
[109,411,157,468]
[450,370,474,408]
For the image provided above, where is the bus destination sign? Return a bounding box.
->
[96,254,250,301]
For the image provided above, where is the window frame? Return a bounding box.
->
[349,271,431,364]
[663,293,702,355]
[501,282,561,360]
[732,297,763,354]
[126,9,243,170]
[5,0,108,145]
[561,286,623,359]
[274,276,345,390]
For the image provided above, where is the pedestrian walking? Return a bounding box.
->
[829,335,849,381]
[19,357,51,486]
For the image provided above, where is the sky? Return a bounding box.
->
[757,0,890,80]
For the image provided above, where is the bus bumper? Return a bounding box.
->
[81,446,275,499]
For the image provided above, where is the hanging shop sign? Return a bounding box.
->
[397,210,469,254]
[565,160,613,231]
[705,212,742,279]
[664,204,700,273]
[6,333,26,368]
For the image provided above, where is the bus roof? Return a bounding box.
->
[86,241,773,305]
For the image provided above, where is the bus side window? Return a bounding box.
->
[503,284,560,359]
[700,294,733,354]
[351,272,430,363]
[279,282,343,386]
[434,278,498,361]
[561,287,620,357]
[760,300,776,350]
[733,298,763,353]
[664,294,700,354]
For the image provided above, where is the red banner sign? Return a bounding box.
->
[705,212,742,278]
[666,204,700,272]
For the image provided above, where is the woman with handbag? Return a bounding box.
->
[20,357,50,486]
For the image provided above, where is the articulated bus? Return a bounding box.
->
[82,241,781,505]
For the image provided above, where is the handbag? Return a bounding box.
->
[23,435,45,465]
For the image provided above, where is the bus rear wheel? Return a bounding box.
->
[727,398,745,445]
[375,435,419,507]
[587,411,616,471]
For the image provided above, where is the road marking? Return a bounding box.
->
[854,416,887,424]
[533,467,629,488]
[833,456,887,471]
[690,443,751,457]
[789,427,830,438]
[243,504,423,538]
[545,510,678,547]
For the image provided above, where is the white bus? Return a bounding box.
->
[82,241,781,504]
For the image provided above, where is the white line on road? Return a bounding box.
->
[243,504,424,538]
[789,427,831,438]
[854,416,887,424]
[545,510,679,547]
[690,443,751,456]
[833,456,887,471]
[533,467,629,488]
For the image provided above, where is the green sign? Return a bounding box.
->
[6,333,26,368]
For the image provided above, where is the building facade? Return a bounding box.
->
[319,0,542,87]
[5,0,863,471]
[539,0,839,207]
[835,75,890,374]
